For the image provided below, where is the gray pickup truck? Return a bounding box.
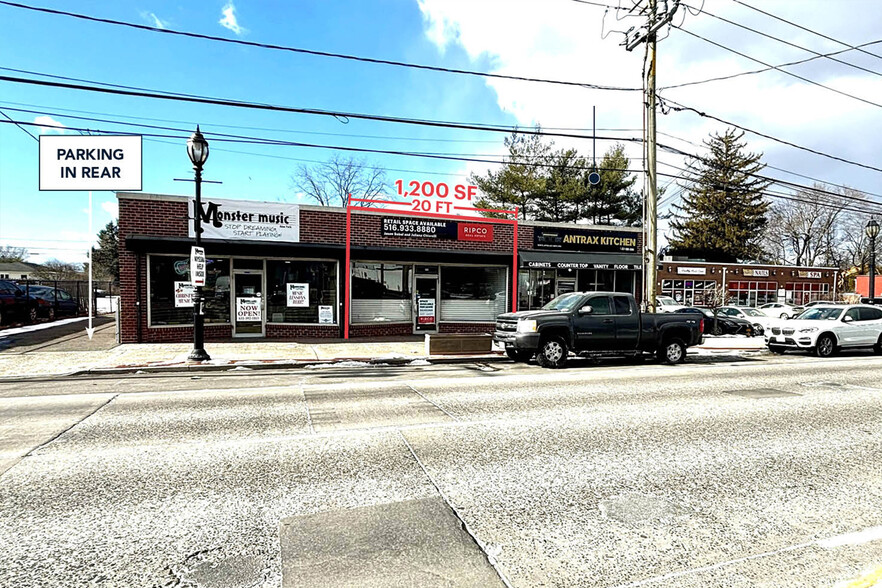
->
[493,292,704,368]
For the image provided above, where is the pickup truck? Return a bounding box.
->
[493,292,704,368]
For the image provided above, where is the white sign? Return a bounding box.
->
[236,297,261,322]
[417,298,436,324]
[742,268,770,277]
[190,246,206,287]
[174,281,194,308]
[39,135,142,191]
[319,305,334,324]
[286,283,309,307]
[798,271,822,279]
[189,197,300,242]
[677,267,707,275]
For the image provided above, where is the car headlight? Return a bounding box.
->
[799,327,818,333]
[517,319,538,333]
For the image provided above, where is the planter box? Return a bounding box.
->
[425,333,492,355]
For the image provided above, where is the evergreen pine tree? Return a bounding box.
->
[92,220,119,280]
[669,129,770,262]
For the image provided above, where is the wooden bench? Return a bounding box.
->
[425,333,493,355]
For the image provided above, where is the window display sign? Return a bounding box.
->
[534,228,638,253]
[174,281,194,308]
[319,305,334,324]
[286,283,309,307]
[190,246,206,286]
[417,298,435,324]
[236,297,261,322]
[189,197,299,242]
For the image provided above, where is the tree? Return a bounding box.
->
[91,220,119,280]
[669,129,771,262]
[34,260,84,280]
[472,129,551,220]
[291,154,387,207]
[535,148,585,223]
[0,245,28,262]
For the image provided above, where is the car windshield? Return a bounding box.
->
[742,309,765,317]
[542,293,586,312]
[795,307,843,320]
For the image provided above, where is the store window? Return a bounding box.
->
[351,263,412,323]
[785,282,830,305]
[440,266,507,322]
[266,260,337,324]
[727,281,778,306]
[661,279,719,306]
[519,269,556,310]
[149,255,230,326]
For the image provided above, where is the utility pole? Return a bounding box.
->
[624,0,679,313]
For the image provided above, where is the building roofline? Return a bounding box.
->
[663,260,839,270]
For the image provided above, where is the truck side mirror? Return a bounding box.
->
[579,305,593,314]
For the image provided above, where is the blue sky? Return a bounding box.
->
[1,0,881,264]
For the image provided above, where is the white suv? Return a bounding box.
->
[766,304,882,357]
[759,302,804,319]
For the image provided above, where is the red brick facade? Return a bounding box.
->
[118,194,642,343]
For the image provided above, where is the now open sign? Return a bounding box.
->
[39,135,142,191]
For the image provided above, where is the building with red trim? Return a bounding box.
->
[118,193,645,343]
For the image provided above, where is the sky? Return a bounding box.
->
[1,0,881,264]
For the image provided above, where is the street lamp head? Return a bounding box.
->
[867,218,880,240]
[187,125,209,167]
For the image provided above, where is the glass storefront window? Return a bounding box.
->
[266,260,337,324]
[661,279,718,306]
[519,269,556,310]
[727,281,778,306]
[149,255,230,325]
[351,263,412,323]
[785,282,830,305]
[440,266,507,321]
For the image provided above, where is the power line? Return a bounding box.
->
[0,0,640,92]
[660,38,882,90]
[730,0,882,61]
[0,108,37,141]
[682,3,882,78]
[673,26,882,110]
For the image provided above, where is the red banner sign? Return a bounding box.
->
[457,223,493,242]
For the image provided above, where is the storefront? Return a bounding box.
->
[657,261,839,307]
[118,193,643,343]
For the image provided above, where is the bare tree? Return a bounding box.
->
[34,259,84,280]
[0,245,28,262]
[291,154,388,208]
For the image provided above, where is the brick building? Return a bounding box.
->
[118,193,643,343]
[657,260,840,307]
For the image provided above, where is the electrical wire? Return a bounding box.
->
[0,0,640,92]
[0,108,37,141]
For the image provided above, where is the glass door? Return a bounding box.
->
[413,275,438,333]
[233,271,264,337]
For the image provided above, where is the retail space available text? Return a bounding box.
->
[394,180,478,213]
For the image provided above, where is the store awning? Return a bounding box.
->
[519,250,642,270]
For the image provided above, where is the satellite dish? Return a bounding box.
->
[588,171,601,185]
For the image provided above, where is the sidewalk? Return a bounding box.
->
[0,323,767,378]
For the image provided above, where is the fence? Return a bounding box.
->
[15,279,119,316]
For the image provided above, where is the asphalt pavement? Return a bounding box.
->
[1,355,882,587]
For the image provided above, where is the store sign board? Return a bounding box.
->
[381,218,493,242]
[174,281,194,308]
[742,268,770,277]
[189,198,299,242]
[534,228,638,253]
[190,246,206,286]
[677,267,707,275]
[525,261,640,270]
[236,297,261,322]
[417,298,435,324]
[798,271,822,279]
[39,135,142,191]
[286,283,309,307]
[319,305,334,324]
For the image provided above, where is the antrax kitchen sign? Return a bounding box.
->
[190,198,300,242]
[534,228,637,253]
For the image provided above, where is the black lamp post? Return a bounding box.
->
[867,218,879,304]
[187,126,211,361]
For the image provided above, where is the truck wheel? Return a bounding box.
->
[658,338,686,365]
[536,337,568,369]
[505,348,533,362]
[814,334,836,358]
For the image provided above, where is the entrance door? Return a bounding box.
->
[233,271,264,337]
[414,275,438,333]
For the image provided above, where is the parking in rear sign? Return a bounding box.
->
[39,135,142,191]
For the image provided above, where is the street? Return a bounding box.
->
[2,352,882,587]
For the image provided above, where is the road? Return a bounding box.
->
[1,352,881,587]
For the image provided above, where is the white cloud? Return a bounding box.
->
[101,201,119,219]
[34,115,66,134]
[141,11,168,29]
[219,2,245,35]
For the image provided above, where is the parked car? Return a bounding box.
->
[758,302,804,319]
[656,296,686,313]
[766,304,882,357]
[0,280,38,326]
[677,307,754,337]
[26,285,80,320]
[493,292,704,368]
[717,306,776,336]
